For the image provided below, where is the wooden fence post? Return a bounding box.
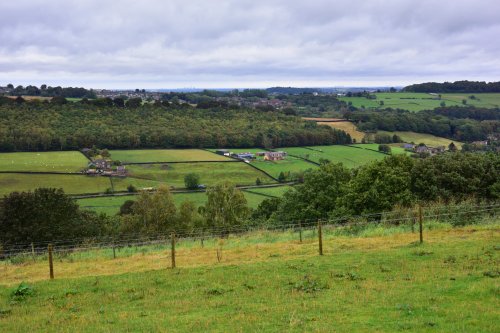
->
[318,220,323,256]
[299,220,303,243]
[419,205,424,244]
[112,239,116,259]
[171,232,176,269]
[31,242,35,261]
[48,244,54,280]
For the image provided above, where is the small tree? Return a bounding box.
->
[378,144,391,154]
[278,171,286,183]
[127,184,137,193]
[256,178,262,186]
[184,173,200,189]
[448,142,457,152]
[440,101,446,107]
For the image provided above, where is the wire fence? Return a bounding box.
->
[1,202,499,283]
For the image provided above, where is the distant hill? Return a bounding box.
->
[403,80,500,93]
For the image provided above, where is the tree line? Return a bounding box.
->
[3,84,97,98]
[403,80,500,93]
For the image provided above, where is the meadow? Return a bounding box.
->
[339,92,500,112]
[377,131,462,148]
[0,151,88,172]
[282,146,386,168]
[350,144,410,155]
[0,222,498,332]
[125,162,274,188]
[0,174,112,196]
[110,149,230,163]
[77,186,291,215]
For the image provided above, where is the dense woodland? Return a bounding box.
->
[344,106,499,142]
[403,80,500,93]
[0,99,352,152]
[3,84,96,98]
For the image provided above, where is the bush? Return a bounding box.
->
[184,173,201,189]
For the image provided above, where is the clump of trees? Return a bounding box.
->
[403,80,500,93]
[252,153,500,225]
[0,188,110,249]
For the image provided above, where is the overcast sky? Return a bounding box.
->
[0,0,499,89]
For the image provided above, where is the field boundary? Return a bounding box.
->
[121,160,240,165]
[0,171,83,175]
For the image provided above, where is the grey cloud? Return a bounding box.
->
[0,0,499,88]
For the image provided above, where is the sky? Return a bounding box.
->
[0,0,499,89]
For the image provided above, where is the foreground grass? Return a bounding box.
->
[1,223,499,332]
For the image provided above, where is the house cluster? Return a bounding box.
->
[215,149,288,162]
[84,159,127,177]
[403,143,446,155]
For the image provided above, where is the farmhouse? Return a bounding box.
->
[89,159,111,170]
[264,151,287,161]
[403,143,415,150]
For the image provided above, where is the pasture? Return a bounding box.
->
[339,92,500,111]
[0,151,88,172]
[350,144,410,155]
[0,223,498,332]
[125,162,274,188]
[377,131,462,148]
[77,186,291,215]
[282,145,386,168]
[0,173,112,196]
[109,149,230,163]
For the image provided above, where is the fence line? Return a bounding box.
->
[1,203,499,258]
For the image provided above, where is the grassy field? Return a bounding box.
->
[339,92,500,111]
[0,174,112,196]
[350,144,410,155]
[317,121,366,142]
[110,149,229,163]
[125,162,274,188]
[77,187,290,215]
[0,223,498,332]
[282,146,386,168]
[377,131,462,148]
[0,151,88,172]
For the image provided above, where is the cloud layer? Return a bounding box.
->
[0,0,499,88]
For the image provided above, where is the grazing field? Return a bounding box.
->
[125,162,274,188]
[377,131,462,148]
[243,185,291,197]
[339,92,500,111]
[282,146,385,168]
[77,187,287,215]
[251,157,317,179]
[350,144,410,155]
[0,224,498,332]
[317,121,366,142]
[109,149,230,163]
[0,173,111,196]
[0,151,88,172]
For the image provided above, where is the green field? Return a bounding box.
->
[0,224,498,332]
[0,151,88,172]
[282,146,386,168]
[77,187,289,215]
[378,131,462,148]
[0,173,112,196]
[349,144,410,155]
[243,185,291,198]
[125,162,274,188]
[339,92,500,111]
[110,149,229,163]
